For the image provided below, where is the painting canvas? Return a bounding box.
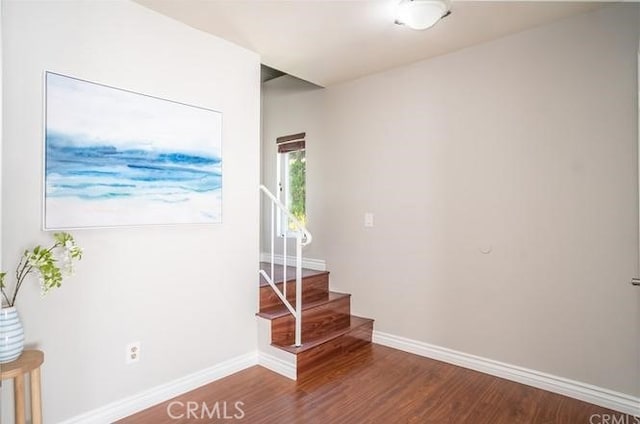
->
[44,72,222,229]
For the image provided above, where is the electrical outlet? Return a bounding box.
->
[126,341,141,364]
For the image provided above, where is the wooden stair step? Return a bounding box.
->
[273,316,373,354]
[259,264,329,311]
[259,262,328,286]
[257,262,374,379]
[268,292,351,345]
[283,315,374,379]
[256,291,349,320]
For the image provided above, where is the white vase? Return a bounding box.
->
[0,306,25,363]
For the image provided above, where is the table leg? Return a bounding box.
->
[14,375,25,424]
[30,367,42,424]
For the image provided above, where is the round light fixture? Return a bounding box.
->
[396,0,451,30]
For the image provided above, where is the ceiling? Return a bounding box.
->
[135,1,605,87]
[261,64,286,83]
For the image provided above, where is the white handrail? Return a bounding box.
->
[260,185,312,246]
[260,184,311,347]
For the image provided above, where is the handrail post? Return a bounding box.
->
[270,202,275,280]
[295,235,302,347]
[283,234,287,299]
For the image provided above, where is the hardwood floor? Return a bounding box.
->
[118,344,633,424]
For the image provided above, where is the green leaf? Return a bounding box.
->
[7,232,83,302]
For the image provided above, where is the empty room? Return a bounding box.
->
[1,1,639,423]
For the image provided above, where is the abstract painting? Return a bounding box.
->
[44,72,222,229]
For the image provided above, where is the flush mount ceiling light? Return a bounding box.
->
[395,0,451,30]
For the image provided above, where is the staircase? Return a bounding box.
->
[257,262,374,379]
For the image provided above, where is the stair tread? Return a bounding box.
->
[259,262,328,287]
[256,291,350,320]
[272,315,373,354]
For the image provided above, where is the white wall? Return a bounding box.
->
[2,1,260,422]
[261,77,326,258]
[262,4,640,397]
[0,0,3,272]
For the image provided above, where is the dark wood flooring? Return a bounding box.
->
[118,344,632,423]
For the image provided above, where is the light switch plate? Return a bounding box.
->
[364,213,374,228]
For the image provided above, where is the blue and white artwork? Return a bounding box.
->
[44,72,222,229]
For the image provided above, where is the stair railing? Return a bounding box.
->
[259,185,312,347]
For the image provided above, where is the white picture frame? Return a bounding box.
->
[43,71,223,229]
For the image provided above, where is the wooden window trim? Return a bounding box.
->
[277,132,306,153]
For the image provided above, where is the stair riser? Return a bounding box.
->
[271,296,351,346]
[260,274,329,311]
[297,321,374,379]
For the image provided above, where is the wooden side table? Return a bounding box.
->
[0,350,44,424]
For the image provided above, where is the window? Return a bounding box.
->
[277,133,306,235]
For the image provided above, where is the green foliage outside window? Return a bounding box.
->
[288,150,306,229]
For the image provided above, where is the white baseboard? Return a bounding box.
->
[256,315,297,380]
[373,331,640,417]
[260,253,326,271]
[258,351,297,380]
[59,352,258,424]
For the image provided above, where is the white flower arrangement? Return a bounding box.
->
[0,232,82,307]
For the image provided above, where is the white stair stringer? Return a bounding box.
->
[256,316,297,380]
